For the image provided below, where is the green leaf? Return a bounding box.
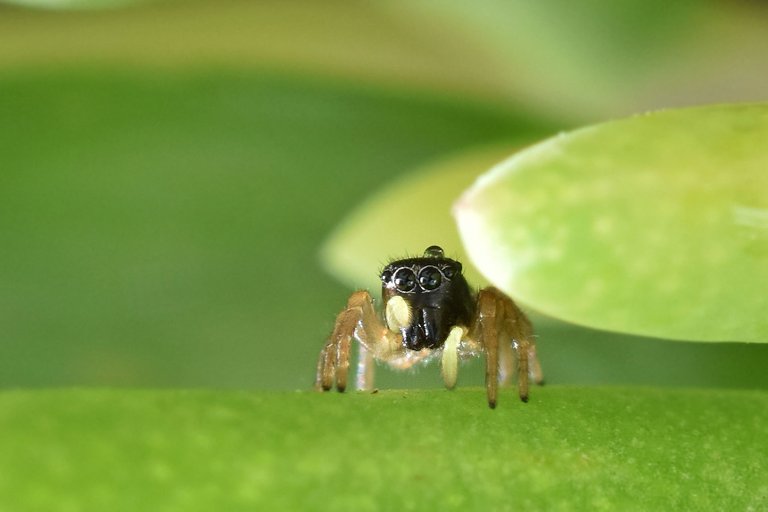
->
[455,104,768,342]
[2,388,766,510]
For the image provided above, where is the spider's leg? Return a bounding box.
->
[498,288,544,401]
[498,338,515,386]
[440,326,465,390]
[528,341,544,385]
[472,288,501,408]
[316,294,360,392]
[470,287,543,407]
[356,344,374,391]
[515,338,530,403]
[316,290,401,393]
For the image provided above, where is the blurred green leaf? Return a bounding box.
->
[0,0,522,112]
[4,0,768,121]
[0,70,549,389]
[0,0,137,9]
[1,388,766,511]
[455,104,768,342]
[387,1,768,118]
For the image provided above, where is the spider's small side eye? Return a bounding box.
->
[418,266,442,291]
[442,263,461,279]
[393,268,417,292]
[381,270,392,283]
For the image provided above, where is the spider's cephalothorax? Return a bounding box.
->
[380,246,474,350]
[316,245,543,408]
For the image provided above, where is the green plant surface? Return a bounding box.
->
[1,387,766,511]
[455,104,768,343]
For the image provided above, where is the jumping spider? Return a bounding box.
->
[315,245,543,408]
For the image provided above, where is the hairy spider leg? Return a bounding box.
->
[316,291,400,392]
[317,285,542,407]
[498,335,515,386]
[468,287,541,408]
[469,289,499,408]
[356,344,374,391]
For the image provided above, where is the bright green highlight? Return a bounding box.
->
[1,388,766,510]
[456,104,768,342]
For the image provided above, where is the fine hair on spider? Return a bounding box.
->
[315,245,543,408]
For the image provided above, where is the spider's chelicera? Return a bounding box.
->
[315,245,543,408]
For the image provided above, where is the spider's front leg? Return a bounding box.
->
[470,287,543,408]
[315,291,400,392]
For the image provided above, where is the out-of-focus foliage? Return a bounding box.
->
[0,70,546,389]
[3,0,768,120]
[386,1,768,119]
[1,0,129,8]
[1,0,768,390]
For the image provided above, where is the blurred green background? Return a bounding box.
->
[2,0,768,392]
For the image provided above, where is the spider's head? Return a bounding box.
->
[380,245,474,350]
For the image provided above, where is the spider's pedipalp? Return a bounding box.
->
[385,295,411,331]
[440,325,465,390]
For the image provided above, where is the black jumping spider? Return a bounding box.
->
[316,246,543,408]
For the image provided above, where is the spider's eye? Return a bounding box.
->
[418,266,442,291]
[442,265,455,279]
[393,268,417,292]
[381,270,393,283]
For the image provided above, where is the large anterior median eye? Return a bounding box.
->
[393,268,417,292]
[418,266,442,291]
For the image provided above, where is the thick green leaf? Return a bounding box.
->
[1,388,766,511]
[455,104,768,342]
